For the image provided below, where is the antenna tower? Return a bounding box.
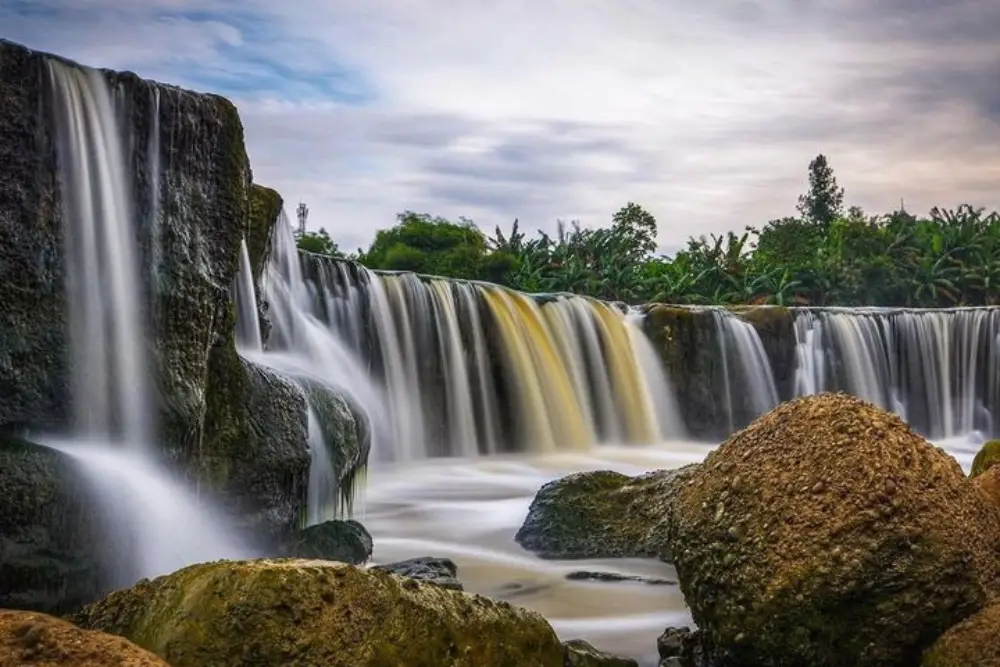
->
[296,202,309,235]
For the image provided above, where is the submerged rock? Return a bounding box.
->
[515,465,699,560]
[276,519,372,564]
[922,601,1000,667]
[562,638,638,667]
[372,556,463,590]
[0,437,106,613]
[75,558,566,667]
[670,393,1000,667]
[971,439,1000,477]
[0,609,170,667]
[565,571,676,586]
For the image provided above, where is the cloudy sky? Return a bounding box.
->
[4,0,999,254]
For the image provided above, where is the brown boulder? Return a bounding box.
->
[0,609,169,667]
[670,393,1000,667]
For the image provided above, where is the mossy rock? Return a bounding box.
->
[921,601,1000,667]
[74,559,565,667]
[247,184,283,282]
[0,436,108,614]
[970,439,1000,477]
[276,519,372,564]
[0,609,170,667]
[515,465,699,560]
[670,393,1000,667]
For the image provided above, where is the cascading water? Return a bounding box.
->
[242,214,685,464]
[44,58,249,583]
[711,309,780,433]
[793,308,1000,439]
[48,60,151,446]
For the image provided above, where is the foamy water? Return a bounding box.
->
[362,435,985,665]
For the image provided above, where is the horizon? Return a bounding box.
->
[5,0,999,255]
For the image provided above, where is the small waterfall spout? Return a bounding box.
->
[48,60,151,447]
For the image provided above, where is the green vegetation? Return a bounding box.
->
[299,154,1000,307]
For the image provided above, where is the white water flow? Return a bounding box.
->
[285,251,683,459]
[48,60,151,446]
[712,310,780,433]
[45,59,250,582]
[793,308,1000,439]
[234,238,263,350]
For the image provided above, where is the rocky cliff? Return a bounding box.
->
[0,40,316,548]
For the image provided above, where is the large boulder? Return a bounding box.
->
[0,437,106,614]
[75,559,567,667]
[0,609,170,667]
[921,601,1000,667]
[276,519,373,564]
[670,393,1000,667]
[515,466,698,560]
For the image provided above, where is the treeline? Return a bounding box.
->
[296,155,1000,307]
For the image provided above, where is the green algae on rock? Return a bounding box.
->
[74,559,565,667]
[0,609,171,667]
[970,439,1000,478]
[669,393,1000,667]
[515,466,699,560]
[921,601,1000,667]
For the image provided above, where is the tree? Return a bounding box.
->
[797,154,844,228]
[296,228,344,258]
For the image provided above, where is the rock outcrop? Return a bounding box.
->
[0,39,325,539]
[372,557,463,591]
[669,393,1000,667]
[562,639,639,667]
[0,609,170,667]
[0,437,106,613]
[75,558,567,667]
[515,466,698,560]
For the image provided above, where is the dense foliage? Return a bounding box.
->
[299,155,1000,307]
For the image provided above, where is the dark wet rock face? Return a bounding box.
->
[373,557,463,591]
[0,437,106,613]
[515,465,699,561]
[669,393,1000,667]
[276,519,373,564]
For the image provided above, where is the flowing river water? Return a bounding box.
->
[362,435,983,665]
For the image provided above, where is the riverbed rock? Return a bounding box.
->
[669,393,1000,667]
[276,519,372,564]
[515,465,699,560]
[372,557,463,590]
[75,558,566,667]
[0,609,170,667]
[562,639,639,667]
[0,437,107,614]
[921,601,1000,667]
[971,439,1000,477]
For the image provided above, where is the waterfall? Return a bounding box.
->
[48,60,151,447]
[43,58,249,583]
[236,214,684,466]
[793,308,1000,439]
[711,310,780,433]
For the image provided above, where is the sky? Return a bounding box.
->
[4,0,999,255]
